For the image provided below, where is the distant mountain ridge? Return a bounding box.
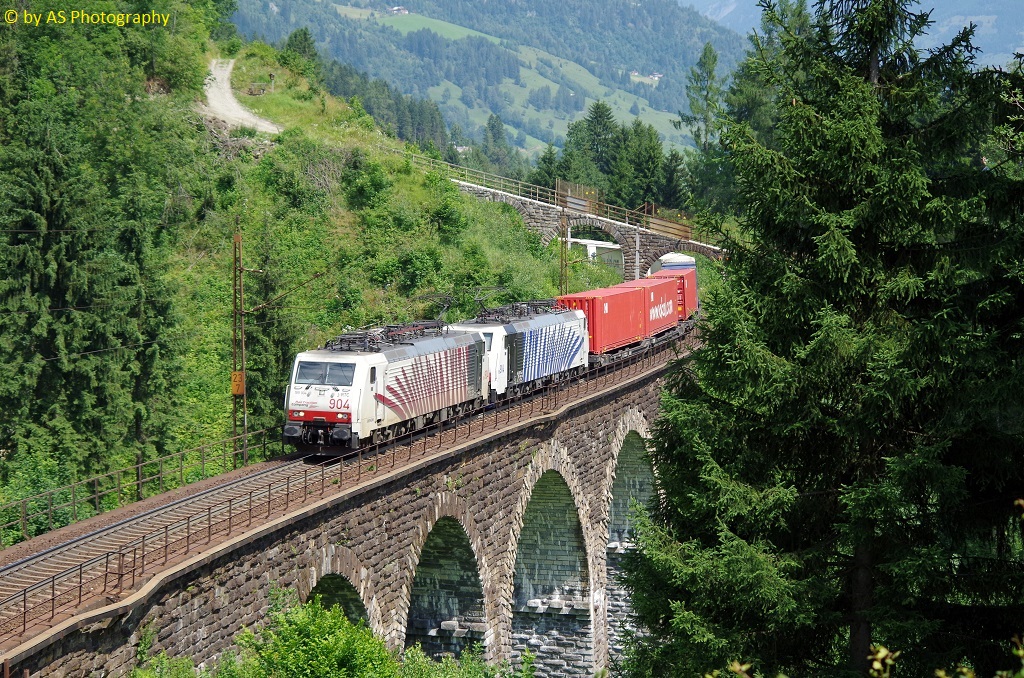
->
[680,0,1023,66]
[232,0,748,152]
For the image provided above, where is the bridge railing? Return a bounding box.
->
[0,429,279,549]
[0,337,684,646]
[396,151,695,234]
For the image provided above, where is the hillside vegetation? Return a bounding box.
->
[0,2,620,539]
[231,0,746,152]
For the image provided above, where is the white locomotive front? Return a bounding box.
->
[282,324,485,450]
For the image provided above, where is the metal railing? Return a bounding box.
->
[396,151,695,236]
[0,429,279,549]
[0,338,684,646]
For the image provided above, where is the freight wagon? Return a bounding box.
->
[648,268,699,321]
[610,277,680,337]
[556,286,648,357]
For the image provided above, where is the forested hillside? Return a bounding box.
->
[230,0,745,151]
[621,0,1024,675]
[684,0,1024,65]
[0,2,619,541]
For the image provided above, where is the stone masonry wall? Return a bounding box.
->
[14,371,664,678]
[605,548,636,668]
[454,181,724,278]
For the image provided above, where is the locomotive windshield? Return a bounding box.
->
[295,361,355,386]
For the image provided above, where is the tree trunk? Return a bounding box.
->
[849,541,873,673]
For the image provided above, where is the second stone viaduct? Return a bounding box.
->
[12,358,671,677]
[454,180,723,278]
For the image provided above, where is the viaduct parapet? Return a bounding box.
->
[13,363,668,677]
[454,181,723,278]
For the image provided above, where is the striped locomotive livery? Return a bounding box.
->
[376,337,483,420]
[506,313,586,385]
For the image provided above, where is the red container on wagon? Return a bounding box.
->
[557,286,646,354]
[612,277,680,337]
[649,268,699,320]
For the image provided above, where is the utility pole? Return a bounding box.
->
[635,219,641,280]
[559,213,570,296]
[231,225,249,466]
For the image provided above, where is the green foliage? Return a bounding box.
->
[678,42,724,154]
[0,0,219,502]
[190,598,537,677]
[234,600,399,678]
[431,195,470,242]
[230,0,745,148]
[132,652,208,678]
[622,1,1024,676]
[0,16,622,540]
[343,149,393,209]
[400,645,534,678]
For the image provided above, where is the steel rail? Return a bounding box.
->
[0,332,692,648]
[0,429,280,549]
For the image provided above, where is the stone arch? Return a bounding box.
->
[601,407,656,663]
[393,492,495,654]
[308,574,369,623]
[642,240,725,277]
[404,516,487,658]
[296,543,384,637]
[500,439,600,675]
[603,407,655,545]
[567,214,632,256]
[512,471,591,606]
[503,440,597,598]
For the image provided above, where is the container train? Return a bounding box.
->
[282,262,699,451]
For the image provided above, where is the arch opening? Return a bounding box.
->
[608,430,656,546]
[405,516,486,658]
[606,430,656,665]
[510,470,594,675]
[513,470,590,606]
[307,574,369,624]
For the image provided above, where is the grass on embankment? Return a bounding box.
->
[170,40,621,450]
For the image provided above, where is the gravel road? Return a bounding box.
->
[198,59,282,134]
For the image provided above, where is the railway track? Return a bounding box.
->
[0,336,688,651]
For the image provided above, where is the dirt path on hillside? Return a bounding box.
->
[198,59,283,134]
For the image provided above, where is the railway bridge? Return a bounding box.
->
[397,151,724,278]
[455,181,722,278]
[0,345,683,677]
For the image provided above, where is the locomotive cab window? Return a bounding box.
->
[296,361,355,386]
[370,367,376,383]
[483,333,493,350]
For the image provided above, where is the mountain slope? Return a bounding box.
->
[681,0,1023,65]
[231,0,747,151]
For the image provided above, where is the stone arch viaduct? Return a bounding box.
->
[16,364,668,677]
[454,181,723,278]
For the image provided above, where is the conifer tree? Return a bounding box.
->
[659,149,687,209]
[677,41,733,212]
[528,144,559,189]
[623,1,1024,676]
[581,101,619,176]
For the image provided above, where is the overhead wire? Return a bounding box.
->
[0,303,114,317]
[41,337,168,362]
